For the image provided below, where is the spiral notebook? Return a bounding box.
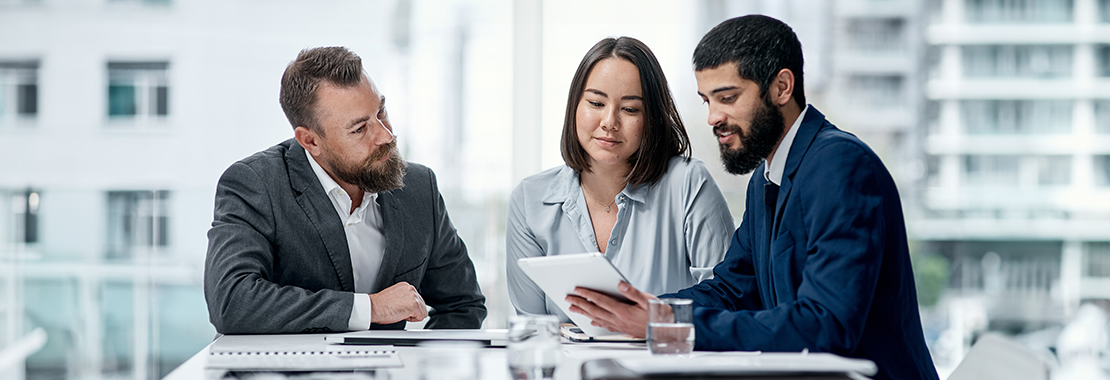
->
[206,334,402,371]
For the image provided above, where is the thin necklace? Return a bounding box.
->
[581,185,616,213]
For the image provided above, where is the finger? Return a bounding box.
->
[566,294,615,325]
[617,281,654,305]
[575,287,633,313]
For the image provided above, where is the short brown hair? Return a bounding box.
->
[560,37,691,187]
[279,47,364,134]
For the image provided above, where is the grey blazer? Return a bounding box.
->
[204,139,486,334]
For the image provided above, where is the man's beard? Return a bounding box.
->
[717,95,785,175]
[325,140,406,194]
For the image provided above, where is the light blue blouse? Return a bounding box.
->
[506,156,735,321]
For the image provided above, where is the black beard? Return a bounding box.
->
[718,95,785,175]
[325,140,406,194]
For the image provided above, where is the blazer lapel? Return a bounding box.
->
[286,140,356,292]
[373,190,405,293]
[774,106,827,230]
[766,106,826,306]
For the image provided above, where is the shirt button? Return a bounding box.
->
[610,239,617,245]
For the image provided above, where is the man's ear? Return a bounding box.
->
[770,68,795,108]
[294,126,321,157]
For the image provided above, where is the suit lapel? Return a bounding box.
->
[373,190,405,293]
[286,140,356,292]
[774,106,827,228]
[766,106,826,306]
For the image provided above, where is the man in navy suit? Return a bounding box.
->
[566,15,939,380]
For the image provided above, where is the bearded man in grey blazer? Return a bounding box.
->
[204,46,486,334]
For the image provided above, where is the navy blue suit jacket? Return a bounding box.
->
[668,107,938,380]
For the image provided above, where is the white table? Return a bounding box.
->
[162,333,867,380]
[162,333,651,380]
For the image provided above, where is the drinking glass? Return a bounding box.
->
[417,340,481,380]
[507,314,561,380]
[647,298,695,355]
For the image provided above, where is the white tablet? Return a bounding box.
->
[516,252,633,337]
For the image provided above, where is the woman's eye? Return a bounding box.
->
[622,107,640,114]
[588,100,603,107]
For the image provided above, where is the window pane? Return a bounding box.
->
[1098,45,1110,77]
[108,85,137,116]
[18,83,37,115]
[965,155,1021,186]
[1097,155,1110,186]
[1102,0,1110,22]
[966,0,1074,23]
[1097,100,1110,134]
[962,100,1072,134]
[1088,242,1110,277]
[963,45,1072,78]
[1036,156,1070,185]
[845,18,904,54]
[847,75,904,108]
[154,85,168,115]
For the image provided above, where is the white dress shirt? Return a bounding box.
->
[765,104,809,185]
[305,149,385,330]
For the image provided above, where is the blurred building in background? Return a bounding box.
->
[914,0,1110,373]
[2,0,1110,380]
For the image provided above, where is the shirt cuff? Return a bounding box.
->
[348,293,372,331]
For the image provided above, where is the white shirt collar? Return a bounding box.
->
[304,147,377,218]
[764,104,809,186]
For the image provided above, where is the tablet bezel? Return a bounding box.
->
[516,252,633,337]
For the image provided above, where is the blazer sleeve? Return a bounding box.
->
[684,141,888,354]
[504,182,549,315]
[419,169,488,329]
[204,161,353,334]
[682,160,736,282]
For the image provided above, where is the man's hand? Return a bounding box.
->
[565,281,655,338]
[369,282,428,324]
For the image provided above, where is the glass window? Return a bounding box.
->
[106,190,170,259]
[961,100,1072,134]
[846,75,904,108]
[1102,0,1110,23]
[963,45,1072,78]
[1098,45,1110,77]
[1097,155,1110,186]
[1088,242,1110,277]
[966,0,1073,23]
[106,61,169,120]
[1096,100,1110,134]
[0,60,39,123]
[964,155,1021,186]
[845,18,904,54]
[9,189,40,244]
[1035,155,1070,185]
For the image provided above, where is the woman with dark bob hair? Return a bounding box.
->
[506,37,734,322]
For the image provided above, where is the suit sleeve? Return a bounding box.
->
[204,162,353,334]
[685,142,887,354]
[420,169,488,329]
[682,161,736,282]
[504,183,550,315]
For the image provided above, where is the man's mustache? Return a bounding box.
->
[713,124,741,138]
[367,140,397,163]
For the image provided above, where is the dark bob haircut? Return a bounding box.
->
[560,37,691,188]
[693,15,806,107]
[279,46,364,135]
